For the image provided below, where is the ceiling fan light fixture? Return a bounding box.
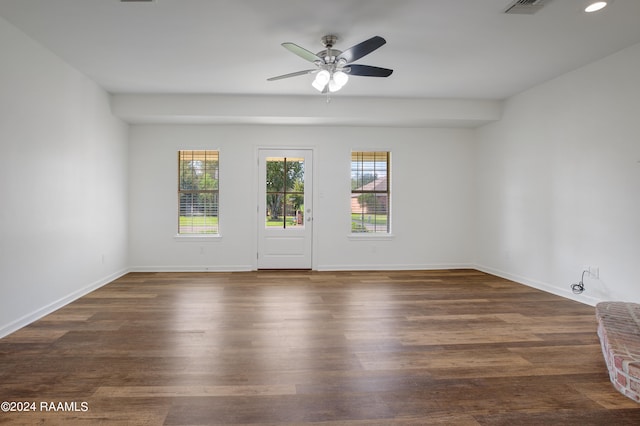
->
[333,70,349,87]
[328,70,349,92]
[328,79,342,93]
[312,79,327,92]
[585,1,608,12]
[312,70,330,91]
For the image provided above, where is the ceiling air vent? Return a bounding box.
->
[504,0,552,15]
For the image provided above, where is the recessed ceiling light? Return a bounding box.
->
[585,1,608,12]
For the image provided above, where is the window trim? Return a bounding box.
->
[173,234,223,241]
[349,150,392,235]
[346,233,395,241]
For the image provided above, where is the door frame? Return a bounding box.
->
[255,147,316,270]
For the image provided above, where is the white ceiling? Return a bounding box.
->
[1,0,640,100]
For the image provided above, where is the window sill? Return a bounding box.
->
[347,233,395,241]
[174,234,222,242]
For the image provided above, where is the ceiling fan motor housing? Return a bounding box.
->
[318,35,342,63]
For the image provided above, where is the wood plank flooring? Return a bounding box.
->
[1,269,639,425]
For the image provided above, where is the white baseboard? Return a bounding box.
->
[316,263,474,272]
[473,264,602,307]
[129,265,254,273]
[0,268,129,339]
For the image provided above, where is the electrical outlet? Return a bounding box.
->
[589,266,599,279]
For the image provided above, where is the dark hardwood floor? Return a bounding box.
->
[1,270,639,425]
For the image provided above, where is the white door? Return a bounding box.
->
[258,149,313,269]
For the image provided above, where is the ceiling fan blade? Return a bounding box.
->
[346,64,393,77]
[281,42,321,62]
[267,69,317,81]
[337,36,386,64]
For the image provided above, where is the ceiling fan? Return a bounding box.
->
[267,35,393,93]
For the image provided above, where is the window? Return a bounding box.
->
[351,151,390,233]
[178,150,219,234]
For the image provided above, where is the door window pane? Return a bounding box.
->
[265,157,304,228]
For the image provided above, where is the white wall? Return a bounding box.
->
[0,17,129,337]
[128,125,475,271]
[475,42,640,305]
